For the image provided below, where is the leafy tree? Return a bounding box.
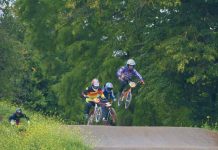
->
[13,0,218,126]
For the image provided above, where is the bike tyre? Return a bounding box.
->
[125,92,132,109]
[87,111,94,125]
[118,94,124,107]
[108,108,117,126]
[95,107,102,123]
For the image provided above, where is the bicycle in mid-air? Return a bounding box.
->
[118,80,141,109]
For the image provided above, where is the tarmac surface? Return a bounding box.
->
[74,125,218,150]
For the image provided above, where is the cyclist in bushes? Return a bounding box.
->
[9,108,30,125]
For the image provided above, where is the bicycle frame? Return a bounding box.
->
[123,81,137,96]
[87,98,117,125]
[94,103,102,123]
[107,107,117,125]
[118,81,138,109]
[99,101,117,125]
[87,98,102,125]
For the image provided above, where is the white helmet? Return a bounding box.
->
[105,82,113,92]
[126,59,136,66]
[91,78,100,91]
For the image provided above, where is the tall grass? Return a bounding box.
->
[0,100,91,150]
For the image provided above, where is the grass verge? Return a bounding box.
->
[0,100,91,150]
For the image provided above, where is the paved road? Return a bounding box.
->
[72,125,218,150]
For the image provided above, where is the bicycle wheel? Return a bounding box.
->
[125,92,132,109]
[95,107,102,123]
[118,97,121,107]
[87,111,94,125]
[118,93,124,107]
[108,108,117,126]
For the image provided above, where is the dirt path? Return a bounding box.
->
[71,125,218,150]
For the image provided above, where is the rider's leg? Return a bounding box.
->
[84,102,95,120]
[118,80,129,97]
[102,105,108,125]
[16,119,20,125]
[100,99,109,123]
[102,105,108,120]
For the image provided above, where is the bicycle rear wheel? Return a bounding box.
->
[125,92,132,109]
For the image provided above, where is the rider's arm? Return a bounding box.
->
[117,66,125,80]
[99,89,106,99]
[81,87,89,99]
[81,92,88,99]
[111,90,116,101]
[22,114,30,121]
[133,69,144,83]
[101,93,106,100]
[23,114,30,124]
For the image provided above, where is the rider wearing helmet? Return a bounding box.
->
[9,108,30,125]
[101,82,116,124]
[81,78,106,121]
[103,82,116,103]
[117,59,144,95]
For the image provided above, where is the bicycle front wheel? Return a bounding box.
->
[118,93,124,107]
[87,111,94,125]
[108,108,117,126]
[125,92,132,109]
[95,107,102,123]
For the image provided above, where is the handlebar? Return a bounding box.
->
[120,74,144,85]
[88,98,112,108]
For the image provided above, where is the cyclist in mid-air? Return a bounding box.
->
[9,108,30,125]
[101,82,116,124]
[81,78,106,121]
[117,59,144,99]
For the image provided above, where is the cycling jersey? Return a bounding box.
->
[117,65,143,81]
[82,86,105,102]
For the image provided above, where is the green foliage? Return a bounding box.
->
[0,7,24,98]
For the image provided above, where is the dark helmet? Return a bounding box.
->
[16,108,22,114]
